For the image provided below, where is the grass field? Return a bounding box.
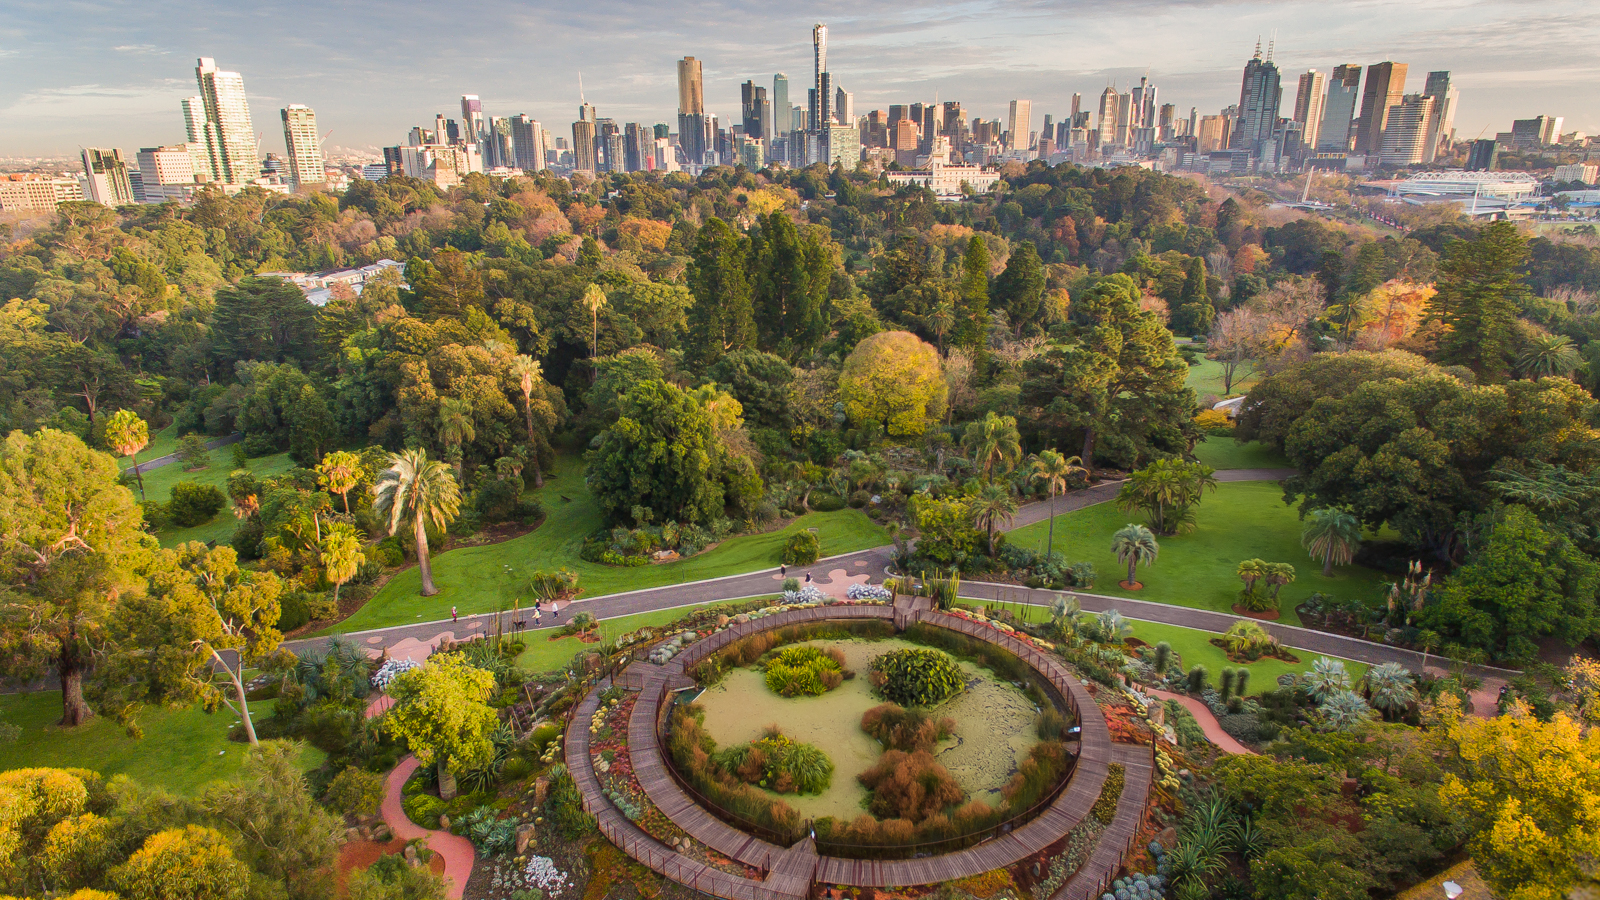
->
[133,450,296,548]
[1191,436,1291,470]
[0,691,324,795]
[1006,481,1388,624]
[1120,618,1366,695]
[328,462,889,634]
[512,596,776,674]
[1185,358,1256,401]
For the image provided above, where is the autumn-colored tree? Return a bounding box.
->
[110,825,251,900]
[315,450,361,514]
[838,331,947,438]
[320,525,364,608]
[384,655,497,800]
[103,408,149,501]
[0,430,145,726]
[371,449,461,597]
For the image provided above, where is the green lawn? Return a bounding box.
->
[133,451,296,548]
[1121,619,1367,696]
[129,422,184,463]
[0,691,323,795]
[1192,436,1291,470]
[1006,481,1387,624]
[328,462,889,634]
[1185,358,1255,401]
[512,596,776,674]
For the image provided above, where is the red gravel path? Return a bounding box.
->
[381,756,477,899]
[1144,687,1257,756]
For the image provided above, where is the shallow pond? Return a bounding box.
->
[693,637,1042,821]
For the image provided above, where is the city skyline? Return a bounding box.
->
[1,0,1596,159]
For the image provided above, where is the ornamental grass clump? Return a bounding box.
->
[714,726,836,795]
[868,647,966,707]
[763,645,847,696]
[857,749,965,822]
[860,703,956,752]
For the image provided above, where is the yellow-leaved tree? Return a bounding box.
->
[838,330,947,438]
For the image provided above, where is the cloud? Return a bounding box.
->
[112,44,170,55]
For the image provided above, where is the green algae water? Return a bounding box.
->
[694,637,1041,821]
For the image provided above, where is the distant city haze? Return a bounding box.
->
[0,0,1595,158]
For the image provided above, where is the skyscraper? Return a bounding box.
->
[1421,71,1458,163]
[1355,61,1407,156]
[1096,88,1121,149]
[772,74,789,141]
[809,24,828,132]
[193,57,259,184]
[460,95,485,145]
[179,95,215,181]
[81,148,135,206]
[1007,100,1032,152]
[1293,70,1327,150]
[1318,65,1361,152]
[1232,42,1282,161]
[1465,139,1498,172]
[1378,94,1434,166]
[677,58,704,117]
[511,115,545,172]
[834,85,853,127]
[742,81,769,143]
[279,104,325,189]
[572,119,598,172]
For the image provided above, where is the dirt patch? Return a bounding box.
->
[1229,604,1281,621]
[1118,580,1144,590]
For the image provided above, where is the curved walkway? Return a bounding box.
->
[1143,688,1255,756]
[381,756,476,899]
[566,601,1154,898]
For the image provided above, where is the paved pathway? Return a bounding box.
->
[380,756,476,899]
[125,433,243,474]
[1144,688,1255,756]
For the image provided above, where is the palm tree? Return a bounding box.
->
[961,411,1022,482]
[1111,523,1160,588]
[317,450,362,514]
[1318,690,1376,732]
[1049,593,1081,638]
[1304,657,1351,703]
[436,398,475,479]
[1361,662,1418,720]
[582,283,608,374]
[1030,450,1087,559]
[508,354,546,487]
[1236,558,1265,599]
[320,525,364,608]
[1301,508,1362,576]
[104,409,149,501]
[1115,458,1217,536]
[1416,629,1442,673]
[1518,333,1582,379]
[926,300,956,355]
[1094,608,1133,643]
[372,449,462,597]
[1263,562,1297,602]
[969,483,1018,557]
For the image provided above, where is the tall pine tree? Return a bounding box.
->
[1170,256,1215,337]
[992,241,1046,332]
[957,235,991,349]
[750,213,830,361]
[1427,221,1529,383]
[686,217,755,371]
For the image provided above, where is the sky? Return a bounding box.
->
[1,0,1597,160]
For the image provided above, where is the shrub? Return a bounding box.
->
[1090,764,1126,825]
[403,793,446,829]
[809,492,846,512]
[869,648,965,707]
[139,499,171,531]
[861,704,956,752]
[543,764,594,838]
[168,481,227,527]
[325,766,385,818]
[1035,709,1068,740]
[782,577,801,593]
[277,592,311,632]
[473,478,522,523]
[781,530,821,566]
[529,568,580,602]
[718,728,836,795]
[849,489,872,508]
[1153,641,1172,674]
[176,433,211,470]
[764,645,845,696]
[858,749,964,822]
[1187,665,1208,693]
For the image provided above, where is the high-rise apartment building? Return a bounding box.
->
[741,81,768,142]
[809,24,828,132]
[1232,44,1282,161]
[772,74,789,141]
[1378,94,1434,166]
[1355,61,1407,155]
[1421,71,1458,163]
[835,86,853,127]
[460,95,485,145]
[511,115,545,172]
[1197,115,1231,152]
[81,148,135,206]
[279,104,325,189]
[1318,65,1361,152]
[1007,100,1032,152]
[677,58,704,117]
[194,57,259,185]
[136,145,201,203]
[1465,139,1498,171]
[1293,70,1326,150]
[572,118,598,172]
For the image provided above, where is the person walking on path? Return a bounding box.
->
[533,601,543,628]
[451,606,458,623]
[804,572,812,584]
[780,564,787,578]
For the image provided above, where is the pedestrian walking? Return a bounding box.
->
[804,572,812,584]
[780,564,787,578]
[451,606,458,623]
[533,602,543,628]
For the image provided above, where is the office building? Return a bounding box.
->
[1510,115,1562,148]
[1378,94,1434,166]
[488,117,516,170]
[772,74,789,141]
[572,118,598,172]
[510,116,545,172]
[835,86,853,127]
[742,81,769,144]
[827,123,860,167]
[624,123,649,171]
[1097,87,1121,149]
[1554,163,1599,185]
[193,57,260,184]
[1128,77,1157,130]
[1293,70,1326,150]
[1355,61,1407,155]
[604,130,626,173]
[0,174,85,212]
[1318,65,1361,152]
[1007,99,1032,153]
[280,104,326,189]
[1465,138,1498,171]
[460,95,485,145]
[1197,115,1231,152]
[1232,42,1282,162]
[81,148,135,206]
[677,58,704,117]
[1421,71,1458,163]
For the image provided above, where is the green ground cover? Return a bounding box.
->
[329,462,887,634]
[1191,436,1291,470]
[1121,618,1367,695]
[1006,481,1388,624]
[0,690,323,795]
[512,597,776,674]
[126,422,183,463]
[135,450,296,548]
[1185,358,1256,400]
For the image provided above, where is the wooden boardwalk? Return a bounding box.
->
[566,600,1152,898]
[1056,744,1157,900]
